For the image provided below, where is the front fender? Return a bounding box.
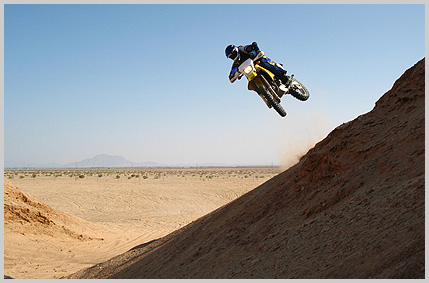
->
[248,76,263,91]
[255,65,276,81]
[247,66,276,91]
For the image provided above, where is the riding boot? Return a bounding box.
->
[278,72,290,93]
[280,72,289,86]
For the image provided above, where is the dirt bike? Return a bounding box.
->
[230,51,309,117]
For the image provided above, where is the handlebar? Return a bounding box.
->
[253,51,264,62]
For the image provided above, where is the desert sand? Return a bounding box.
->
[4,167,281,279]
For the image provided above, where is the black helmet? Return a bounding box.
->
[225,44,239,60]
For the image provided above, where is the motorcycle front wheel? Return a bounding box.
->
[289,78,310,101]
[257,84,287,117]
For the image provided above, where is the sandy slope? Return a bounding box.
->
[4,179,130,278]
[4,168,279,278]
[67,58,425,279]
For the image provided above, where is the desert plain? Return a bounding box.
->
[4,166,281,279]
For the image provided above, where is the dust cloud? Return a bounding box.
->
[278,111,333,170]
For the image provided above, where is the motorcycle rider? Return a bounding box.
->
[225,42,289,85]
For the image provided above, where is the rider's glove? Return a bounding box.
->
[246,42,260,54]
[229,68,239,82]
[245,42,258,53]
[252,41,259,51]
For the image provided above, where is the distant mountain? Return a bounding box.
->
[63,154,165,168]
[64,154,163,168]
[64,154,133,168]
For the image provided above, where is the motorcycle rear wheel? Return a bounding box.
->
[289,78,310,101]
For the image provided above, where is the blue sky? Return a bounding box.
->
[4,4,425,167]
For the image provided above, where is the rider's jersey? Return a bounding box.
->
[229,44,259,82]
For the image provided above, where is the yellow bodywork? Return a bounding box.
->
[247,64,276,91]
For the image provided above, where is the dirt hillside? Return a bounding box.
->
[4,179,102,240]
[4,179,114,278]
[69,58,424,279]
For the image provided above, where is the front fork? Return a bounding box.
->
[258,73,282,103]
[249,75,280,108]
[250,80,272,108]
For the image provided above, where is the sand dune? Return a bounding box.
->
[4,179,101,239]
[67,58,425,279]
[4,179,129,278]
